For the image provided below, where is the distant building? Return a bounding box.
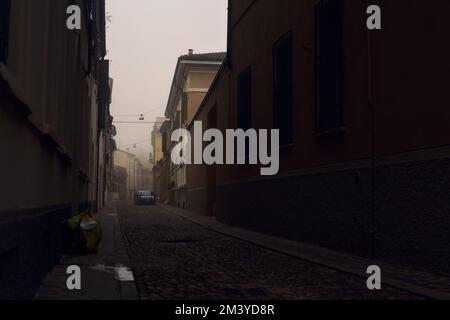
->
[163,50,225,208]
[141,161,153,191]
[112,166,128,201]
[114,150,136,200]
[113,150,150,200]
[151,117,168,166]
[152,119,171,203]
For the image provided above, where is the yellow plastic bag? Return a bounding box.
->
[65,212,102,254]
[83,221,102,253]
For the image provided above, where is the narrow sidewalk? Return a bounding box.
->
[35,204,138,300]
[160,204,450,300]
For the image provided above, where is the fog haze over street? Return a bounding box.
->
[106,0,228,160]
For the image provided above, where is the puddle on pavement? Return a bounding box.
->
[90,264,135,282]
[114,265,135,281]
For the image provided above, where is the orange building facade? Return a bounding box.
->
[186,0,450,274]
[158,51,225,208]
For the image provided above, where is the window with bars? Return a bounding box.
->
[273,31,294,146]
[237,66,252,130]
[0,0,11,64]
[315,0,344,134]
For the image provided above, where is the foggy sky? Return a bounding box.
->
[106,0,228,163]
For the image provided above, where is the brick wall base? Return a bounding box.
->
[216,158,450,275]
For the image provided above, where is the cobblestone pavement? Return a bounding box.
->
[117,202,421,300]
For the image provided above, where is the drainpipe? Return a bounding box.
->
[226,0,233,69]
[367,0,376,259]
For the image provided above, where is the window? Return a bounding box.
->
[273,32,294,146]
[237,67,252,130]
[315,0,344,134]
[0,0,11,64]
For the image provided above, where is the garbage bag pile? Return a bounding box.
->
[63,212,102,254]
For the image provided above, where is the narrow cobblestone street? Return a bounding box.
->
[116,202,420,300]
[3,0,450,306]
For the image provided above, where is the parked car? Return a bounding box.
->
[134,191,156,205]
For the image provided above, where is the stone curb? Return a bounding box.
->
[159,204,450,300]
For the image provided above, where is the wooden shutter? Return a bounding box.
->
[237,66,252,130]
[273,32,294,145]
[315,0,344,134]
[0,0,11,64]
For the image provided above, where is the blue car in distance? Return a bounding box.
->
[134,191,156,205]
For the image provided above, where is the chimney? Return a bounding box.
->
[188,49,194,55]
